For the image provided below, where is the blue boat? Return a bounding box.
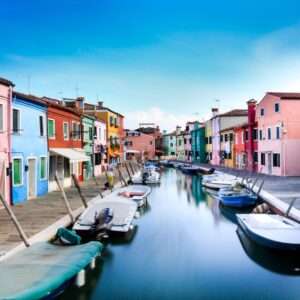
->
[218,188,258,208]
[181,165,201,175]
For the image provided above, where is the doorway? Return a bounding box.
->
[27,158,37,199]
[267,152,272,175]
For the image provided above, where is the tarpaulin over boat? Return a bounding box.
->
[0,241,102,300]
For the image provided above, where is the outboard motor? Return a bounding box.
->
[142,171,149,185]
[92,208,114,239]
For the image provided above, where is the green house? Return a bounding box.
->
[191,124,206,163]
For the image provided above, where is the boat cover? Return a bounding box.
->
[0,241,102,300]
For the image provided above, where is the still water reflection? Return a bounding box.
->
[61,169,300,300]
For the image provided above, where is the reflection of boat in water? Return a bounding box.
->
[219,202,253,224]
[237,227,300,275]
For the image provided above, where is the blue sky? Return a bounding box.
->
[2,0,300,130]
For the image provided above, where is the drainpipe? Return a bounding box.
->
[8,86,13,205]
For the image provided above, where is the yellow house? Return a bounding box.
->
[205,119,212,162]
[84,101,124,164]
[219,127,235,168]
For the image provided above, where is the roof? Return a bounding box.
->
[218,109,248,117]
[0,77,14,87]
[42,97,82,117]
[267,92,300,100]
[220,126,236,133]
[84,102,124,117]
[13,91,46,106]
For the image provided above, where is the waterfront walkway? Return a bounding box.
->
[0,165,134,257]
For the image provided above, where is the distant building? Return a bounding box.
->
[176,126,185,160]
[11,92,48,204]
[205,119,213,162]
[0,77,14,205]
[257,92,300,176]
[191,123,206,163]
[93,119,107,176]
[184,122,198,161]
[124,130,155,161]
[162,131,176,158]
[220,126,235,168]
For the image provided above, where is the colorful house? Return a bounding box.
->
[205,119,213,162]
[124,130,155,161]
[45,98,89,191]
[93,119,107,176]
[257,92,300,176]
[234,123,247,169]
[191,123,206,163]
[11,92,48,204]
[0,77,14,205]
[162,131,176,158]
[220,127,235,167]
[84,101,124,164]
[183,122,199,161]
[176,126,185,160]
[81,114,95,180]
[210,108,248,166]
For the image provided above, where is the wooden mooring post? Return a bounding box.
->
[72,174,88,208]
[129,161,135,174]
[124,163,132,181]
[0,193,30,247]
[55,173,74,223]
[116,164,128,186]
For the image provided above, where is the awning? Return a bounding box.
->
[50,148,90,162]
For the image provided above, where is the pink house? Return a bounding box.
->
[94,119,107,176]
[257,92,300,176]
[0,77,14,205]
[124,130,155,161]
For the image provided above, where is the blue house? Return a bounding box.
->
[11,92,48,204]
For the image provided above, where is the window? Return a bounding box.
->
[184,138,187,145]
[260,108,264,116]
[39,115,45,137]
[89,127,93,140]
[40,157,47,180]
[267,128,272,140]
[170,143,173,147]
[63,122,69,140]
[259,129,263,140]
[245,130,249,141]
[253,128,258,140]
[150,141,153,145]
[13,109,20,133]
[224,134,228,142]
[276,126,281,139]
[13,158,22,186]
[95,153,102,165]
[261,153,265,166]
[0,104,3,131]
[254,151,258,163]
[273,153,280,167]
[275,103,280,113]
[228,152,232,159]
[229,133,234,141]
[48,119,55,138]
[72,122,81,140]
[220,135,223,142]
[110,116,114,126]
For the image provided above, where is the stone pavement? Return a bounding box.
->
[0,164,137,256]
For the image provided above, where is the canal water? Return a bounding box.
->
[61,168,300,300]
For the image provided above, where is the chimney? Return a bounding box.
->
[176,126,181,135]
[212,107,219,117]
[98,101,103,109]
[76,97,84,109]
[247,99,257,125]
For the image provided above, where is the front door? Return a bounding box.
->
[28,158,36,199]
[267,152,272,175]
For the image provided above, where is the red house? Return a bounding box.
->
[234,100,258,171]
[44,98,89,191]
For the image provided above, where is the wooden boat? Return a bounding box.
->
[0,241,102,300]
[73,195,138,237]
[202,178,239,190]
[218,187,258,208]
[113,185,151,207]
[237,213,300,251]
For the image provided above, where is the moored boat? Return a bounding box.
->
[180,165,202,175]
[237,213,300,251]
[132,168,160,184]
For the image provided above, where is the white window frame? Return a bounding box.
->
[12,156,23,186]
[39,156,48,180]
[63,122,69,141]
[48,118,56,139]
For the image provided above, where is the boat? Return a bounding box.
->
[218,186,258,208]
[0,241,102,299]
[112,185,151,207]
[237,213,300,251]
[132,168,160,184]
[180,165,202,175]
[159,160,173,167]
[73,195,138,237]
[202,178,239,190]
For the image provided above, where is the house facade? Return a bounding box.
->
[205,119,213,162]
[257,92,300,176]
[93,119,107,177]
[184,122,199,161]
[162,132,176,158]
[234,124,247,169]
[124,130,155,161]
[176,127,185,160]
[11,92,48,204]
[0,77,14,205]
[46,99,89,191]
[191,123,206,163]
[220,127,235,168]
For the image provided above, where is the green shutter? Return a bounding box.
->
[40,157,46,179]
[48,120,54,138]
[13,159,21,185]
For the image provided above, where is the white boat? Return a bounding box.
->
[202,178,239,190]
[112,185,151,207]
[132,169,160,184]
[237,214,300,250]
[73,195,138,236]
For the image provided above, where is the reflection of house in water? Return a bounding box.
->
[191,176,205,205]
